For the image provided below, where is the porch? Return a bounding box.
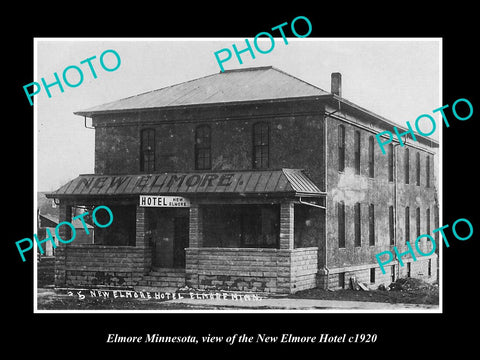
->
[47,169,326,294]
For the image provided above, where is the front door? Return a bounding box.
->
[173,216,189,268]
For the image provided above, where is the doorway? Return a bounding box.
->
[149,208,189,268]
[173,216,189,268]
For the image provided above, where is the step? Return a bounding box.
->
[140,279,185,287]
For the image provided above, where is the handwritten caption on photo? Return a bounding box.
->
[66,288,264,301]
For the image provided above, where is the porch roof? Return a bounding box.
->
[45,169,325,199]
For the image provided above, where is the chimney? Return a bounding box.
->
[331,72,342,97]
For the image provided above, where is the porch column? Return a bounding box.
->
[277,201,294,294]
[135,206,152,274]
[188,204,203,247]
[279,201,294,249]
[54,201,71,287]
[186,204,203,288]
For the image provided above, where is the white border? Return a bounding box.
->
[33,37,443,314]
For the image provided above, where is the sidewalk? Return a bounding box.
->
[36,288,439,311]
[166,296,439,311]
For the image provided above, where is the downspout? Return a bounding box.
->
[321,98,341,288]
[323,111,329,288]
[393,136,407,281]
[394,143,399,281]
[84,116,94,129]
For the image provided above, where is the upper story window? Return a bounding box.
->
[404,148,410,184]
[338,125,345,172]
[388,144,394,182]
[426,154,431,188]
[405,206,410,243]
[369,203,375,246]
[354,202,361,247]
[253,122,269,169]
[416,207,421,238]
[389,205,394,245]
[368,135,375,178]
[416,152,421,186]
[338,201,345,248]
[140,128,155,172]
[354,130,361,175]
[195,125,211,170]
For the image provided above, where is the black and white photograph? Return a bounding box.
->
[7,7,479,353]
[33,38,441,313]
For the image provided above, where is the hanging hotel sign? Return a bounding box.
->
[140,195,190,208]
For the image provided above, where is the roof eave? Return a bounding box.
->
[330,95,439,147]
[73,95,332,118]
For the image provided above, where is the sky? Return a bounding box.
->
[35,38,441,191]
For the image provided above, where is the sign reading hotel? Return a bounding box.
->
[140,195,190,208]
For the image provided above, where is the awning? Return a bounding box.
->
[46,169,325,199]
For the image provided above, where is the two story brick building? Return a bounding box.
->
[46,66,438,294]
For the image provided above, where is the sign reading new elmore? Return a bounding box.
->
[140,195,190,208]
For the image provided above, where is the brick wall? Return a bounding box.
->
[325,113,438,269]
[92,100,325,189]
[63,245,150,288]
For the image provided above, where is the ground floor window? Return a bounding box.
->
[94,204,136,246]
[203,204,279,248]
[294,204,323,248]
[339,272,345,289]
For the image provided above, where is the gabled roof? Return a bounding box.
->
[74,66,330,117]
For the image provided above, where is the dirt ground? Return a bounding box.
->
[288,278,439,305]
[36,278,438,310]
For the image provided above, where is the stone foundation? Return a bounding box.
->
[319,254,438,290]
[186,247,318,294]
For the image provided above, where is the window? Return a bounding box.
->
[140,128,155,172]
[388,144,394,182]
[407,262,411,277]
[389,205,395,245]
[338,125,345,172]
[294,205,322,248]
[203,205,279,248]
[240,206,279,248]
[368,136,375,178]
[370,268,376,283]
[426,208,431,234]
[426,155,431,188]
[416,152,421,186]
[338,201,345,248]
[195,125,211,170]
[416,207,421,238]
[391,265,395,282]
[354,130,361,175]
[369,204,375,246]
[405,206,410,243]
[354,202,361,247]
[339,272,345,289]
[253,122,269,169]
[428,259,432,277]
[404,148,410,184]
[94,205,136,246]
